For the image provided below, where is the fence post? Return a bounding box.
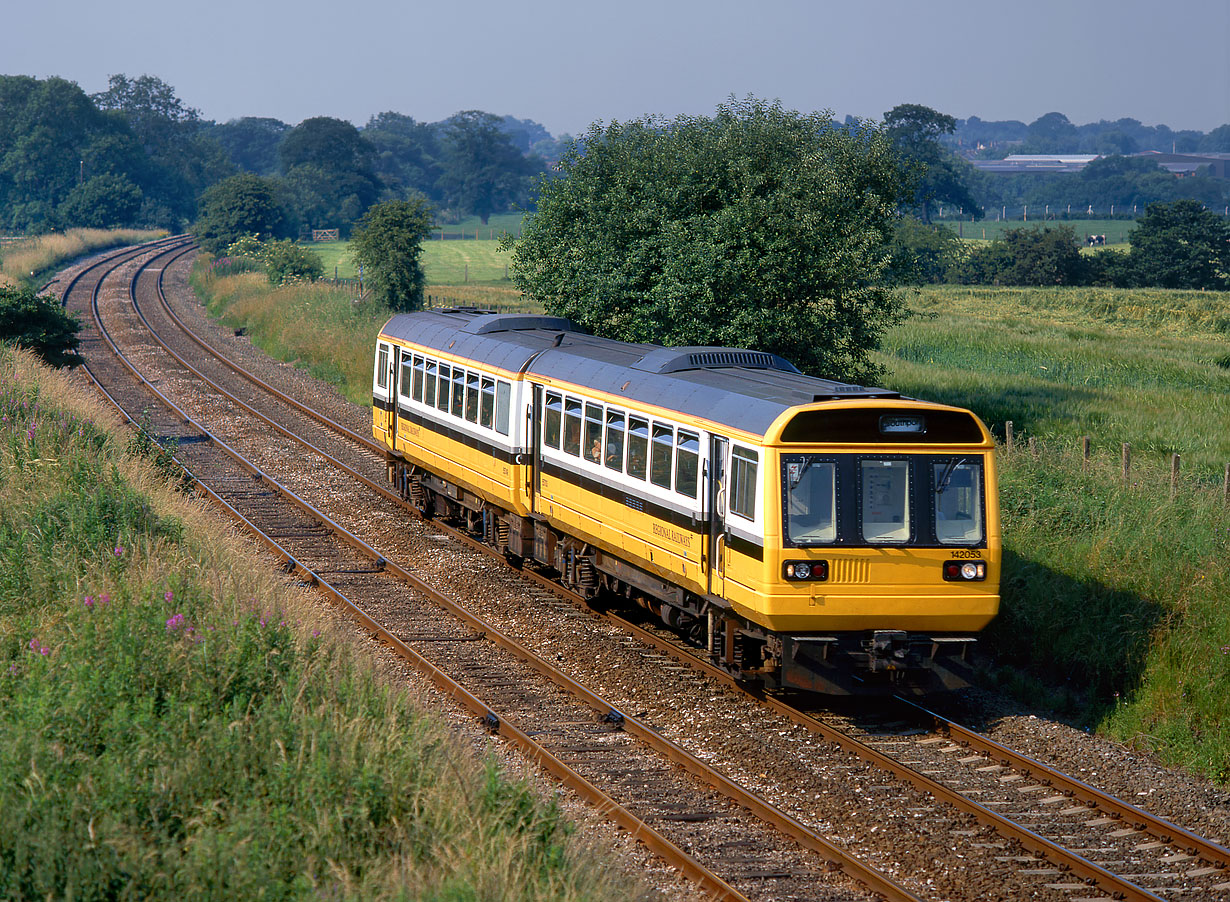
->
[1225,463,1229,506]
[1082,436,1091,471]
[1122,443,1131,484]
[1171,454,1180,498]
[1028,436,1036,455]
[1005,421,1014,453]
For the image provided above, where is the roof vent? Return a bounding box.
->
[461,314,582,335]
[631,346,800,375]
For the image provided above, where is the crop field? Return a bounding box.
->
[934,217,1136,245]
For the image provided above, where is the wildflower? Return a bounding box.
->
[84,595,94,609]
[27,638,38,650]
[40,647,49,655]
[166,614,185,632]
[164,590,174,603]
[99,594,109,606]
[114,545,125,557]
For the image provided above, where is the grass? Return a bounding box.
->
[0,228,166,289]
[0,346,641,901]
[306,239,514,286]
[934,217,1136,245]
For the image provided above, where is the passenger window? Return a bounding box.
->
[544,392,562,449]
[650,424,673,489]
[584,403,604,464]
[376,345,389,390]
[424,361,437,407]
[451,368,465,418]
[495,381,511,436]
[399,358,413,399]
[862,460,910,544]
[480,377,495,428]
[626,417,648,481]
[412,355,424,402]
[675,430,699,499]
[563,398,582,456]
[604,409,625,472]
[436,364,451,411]
[465,372,479,423]
[730,446,758,520]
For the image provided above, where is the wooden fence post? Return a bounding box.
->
[1005,421,1014,453]
[1122,443,1131,484]
[1082,436,1091,471]
[1224,463,1229,506]
[1171,453,1180,498]
[1028,436,1036,455]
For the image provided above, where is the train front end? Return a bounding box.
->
[726,401,1001,694]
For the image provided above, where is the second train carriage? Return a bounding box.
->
[373,309,1001,694]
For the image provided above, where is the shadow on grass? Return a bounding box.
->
[958,548,1166,731]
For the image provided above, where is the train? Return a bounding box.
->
[373,308,1001,694]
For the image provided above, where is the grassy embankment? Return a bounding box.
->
[0,228,166,289]
[192,251,1230,781]
[877,286,1230,778]
[0,346,637,900]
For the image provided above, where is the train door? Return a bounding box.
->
[529,383,543,513]
[388,345,400,448]
[706,435,729,598]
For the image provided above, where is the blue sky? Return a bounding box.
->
[8,0,1228,135]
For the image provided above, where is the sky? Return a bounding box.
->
[7,0,1228,137]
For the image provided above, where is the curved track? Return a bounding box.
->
[58,241,1230,901]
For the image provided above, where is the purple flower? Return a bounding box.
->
[27,638,38,650]
[40,647,49,656]
[166,614,185,632]
[164,591,174,603]
[84,595,94,609]
[99,594,109,606]
[114,545,125,557]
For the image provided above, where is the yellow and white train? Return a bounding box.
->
[374,309,1000,693]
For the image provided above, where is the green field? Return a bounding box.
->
[934,217,1136,245]
[308,238,512,285]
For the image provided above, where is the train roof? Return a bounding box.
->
[380,309,903,437]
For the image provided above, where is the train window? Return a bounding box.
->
[465,372,479,423]
[584,404,604,464]
[730,446,758,520]
[480,377,495,429]
[784,458,837,544]
[604,409,625,472]
[495,381,511,435]
[675,430,699,499]
[451,368,465,418]
[376,345,389,390]
[563,398,582,456]
[412,355,425,402]
[650,424,673,489]
[934,460,982,545]
[399,358,413,400]
[861,460,910,544]
[436,364,451,411]
[626,417,648,481]
[544,392,562,449]
[424,361,437,408]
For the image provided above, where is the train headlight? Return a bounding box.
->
[943,560,986,581]
[783,560,828,581]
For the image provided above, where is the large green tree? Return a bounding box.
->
[350,197,435,311]
[507,97,907,382]
[885,103,980,222]
[1126,199,1229,290]
[278,117,380,232]
[193,173,288,254]
[437,111,542,224]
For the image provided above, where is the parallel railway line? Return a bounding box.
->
[55,240,1230,901]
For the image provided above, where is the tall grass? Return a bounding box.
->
[0,228,166,288]
[0,346,641,901]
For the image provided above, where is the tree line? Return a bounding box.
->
[0,73,550,236]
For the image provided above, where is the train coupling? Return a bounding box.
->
[866,630,914,673]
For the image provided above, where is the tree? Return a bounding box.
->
[350,197,435,311]
[278,117,380,232]
[208,117,289,175]
[193,173,288,254]
[506,97,908,383]
[950,225,1085,286]
[262,240,323,285]
[889,216,963,284]
[57,173,143,228]
[884,104,980,222]
[436,111,543,224]
[363,112,444,203]
[0,286,81,367]
[1126,200,1229,290]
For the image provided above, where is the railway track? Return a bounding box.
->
[57,240,1230,901]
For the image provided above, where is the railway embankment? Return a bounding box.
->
[0,346,644,901]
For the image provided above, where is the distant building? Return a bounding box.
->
[971,154,1101,174]
[970,151,1229,178]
